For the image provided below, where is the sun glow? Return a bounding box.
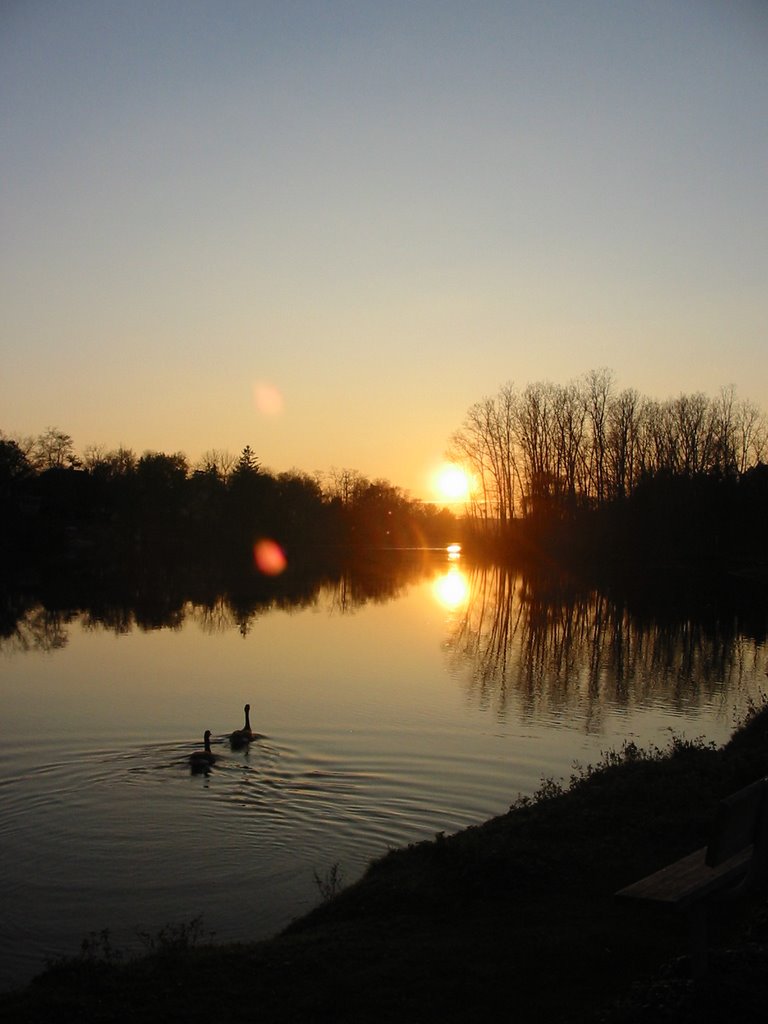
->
[434,464,471,503]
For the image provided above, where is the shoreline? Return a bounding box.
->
[4,704,768,1022]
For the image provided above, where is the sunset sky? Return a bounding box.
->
[2,1,766,500]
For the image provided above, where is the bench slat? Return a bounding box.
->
[616,845,753,909]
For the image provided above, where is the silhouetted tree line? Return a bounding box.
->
[0,430,457,577]
[449,370,768,573]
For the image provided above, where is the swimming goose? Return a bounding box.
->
[230,704,253,748]
[189,730,216,770]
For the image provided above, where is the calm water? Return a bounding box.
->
[1,552,766,989]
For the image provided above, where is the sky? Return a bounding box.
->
[2,1,766,500]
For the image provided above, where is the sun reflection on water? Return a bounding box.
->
[432,566,470,610]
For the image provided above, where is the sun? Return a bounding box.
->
[434,464,471,502]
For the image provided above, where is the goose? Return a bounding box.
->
[189,730,216,770]
[230,703,253,748]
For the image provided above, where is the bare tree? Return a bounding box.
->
[32,427,79,470]
[734,398,768,473]
[709,386,739,477]
[637,399,675,477]
[83,445,136,479]
[514,381,557,517]
[606,388,642,499]
[583,369,614,505]
[448,385,521,530]
[449,399,496,527]
[197,449,237,481]
[449,371,766,534]
[323,468,366,505]
[672,392,715,475]
[82,444,107,471]
[551,381,587,509]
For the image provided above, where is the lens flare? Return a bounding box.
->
[432,567,469,610]
[254,539,287,575]
[253,381,284,416]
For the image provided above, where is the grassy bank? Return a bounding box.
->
[4,704,768,1023]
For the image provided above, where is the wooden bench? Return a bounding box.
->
[615,777,768,978]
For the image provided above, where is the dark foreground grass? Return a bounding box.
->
[4,704,768,1023]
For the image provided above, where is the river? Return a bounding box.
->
[1,549,765,989]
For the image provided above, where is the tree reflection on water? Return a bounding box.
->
[0,548,447,651]
[2,555,766,731]
[443,564,768,729]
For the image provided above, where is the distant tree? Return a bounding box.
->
[227,447,275,541]
[3,434,37,464]
[583,368,614,505]
[229,446,265,502]
[197,449,236,481]
[83,445,137,481]
[0,437,34,551]
[672,392,713,476]
[336,477,410,545]
[323,467,366,505]
[0,437,32,489]
[606,388,642,499]
[233,446,261,477]
[734,397,767,474]
[448,386,521,531]
[188,460,229,535]
[136,450,187,480]
[32,427,79,470]
[449,371,768,562]
[82,444,106,471]
[551,380,587,510]
[276,469,323,504]
[515,381,557,519]
[273,470,327,541]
